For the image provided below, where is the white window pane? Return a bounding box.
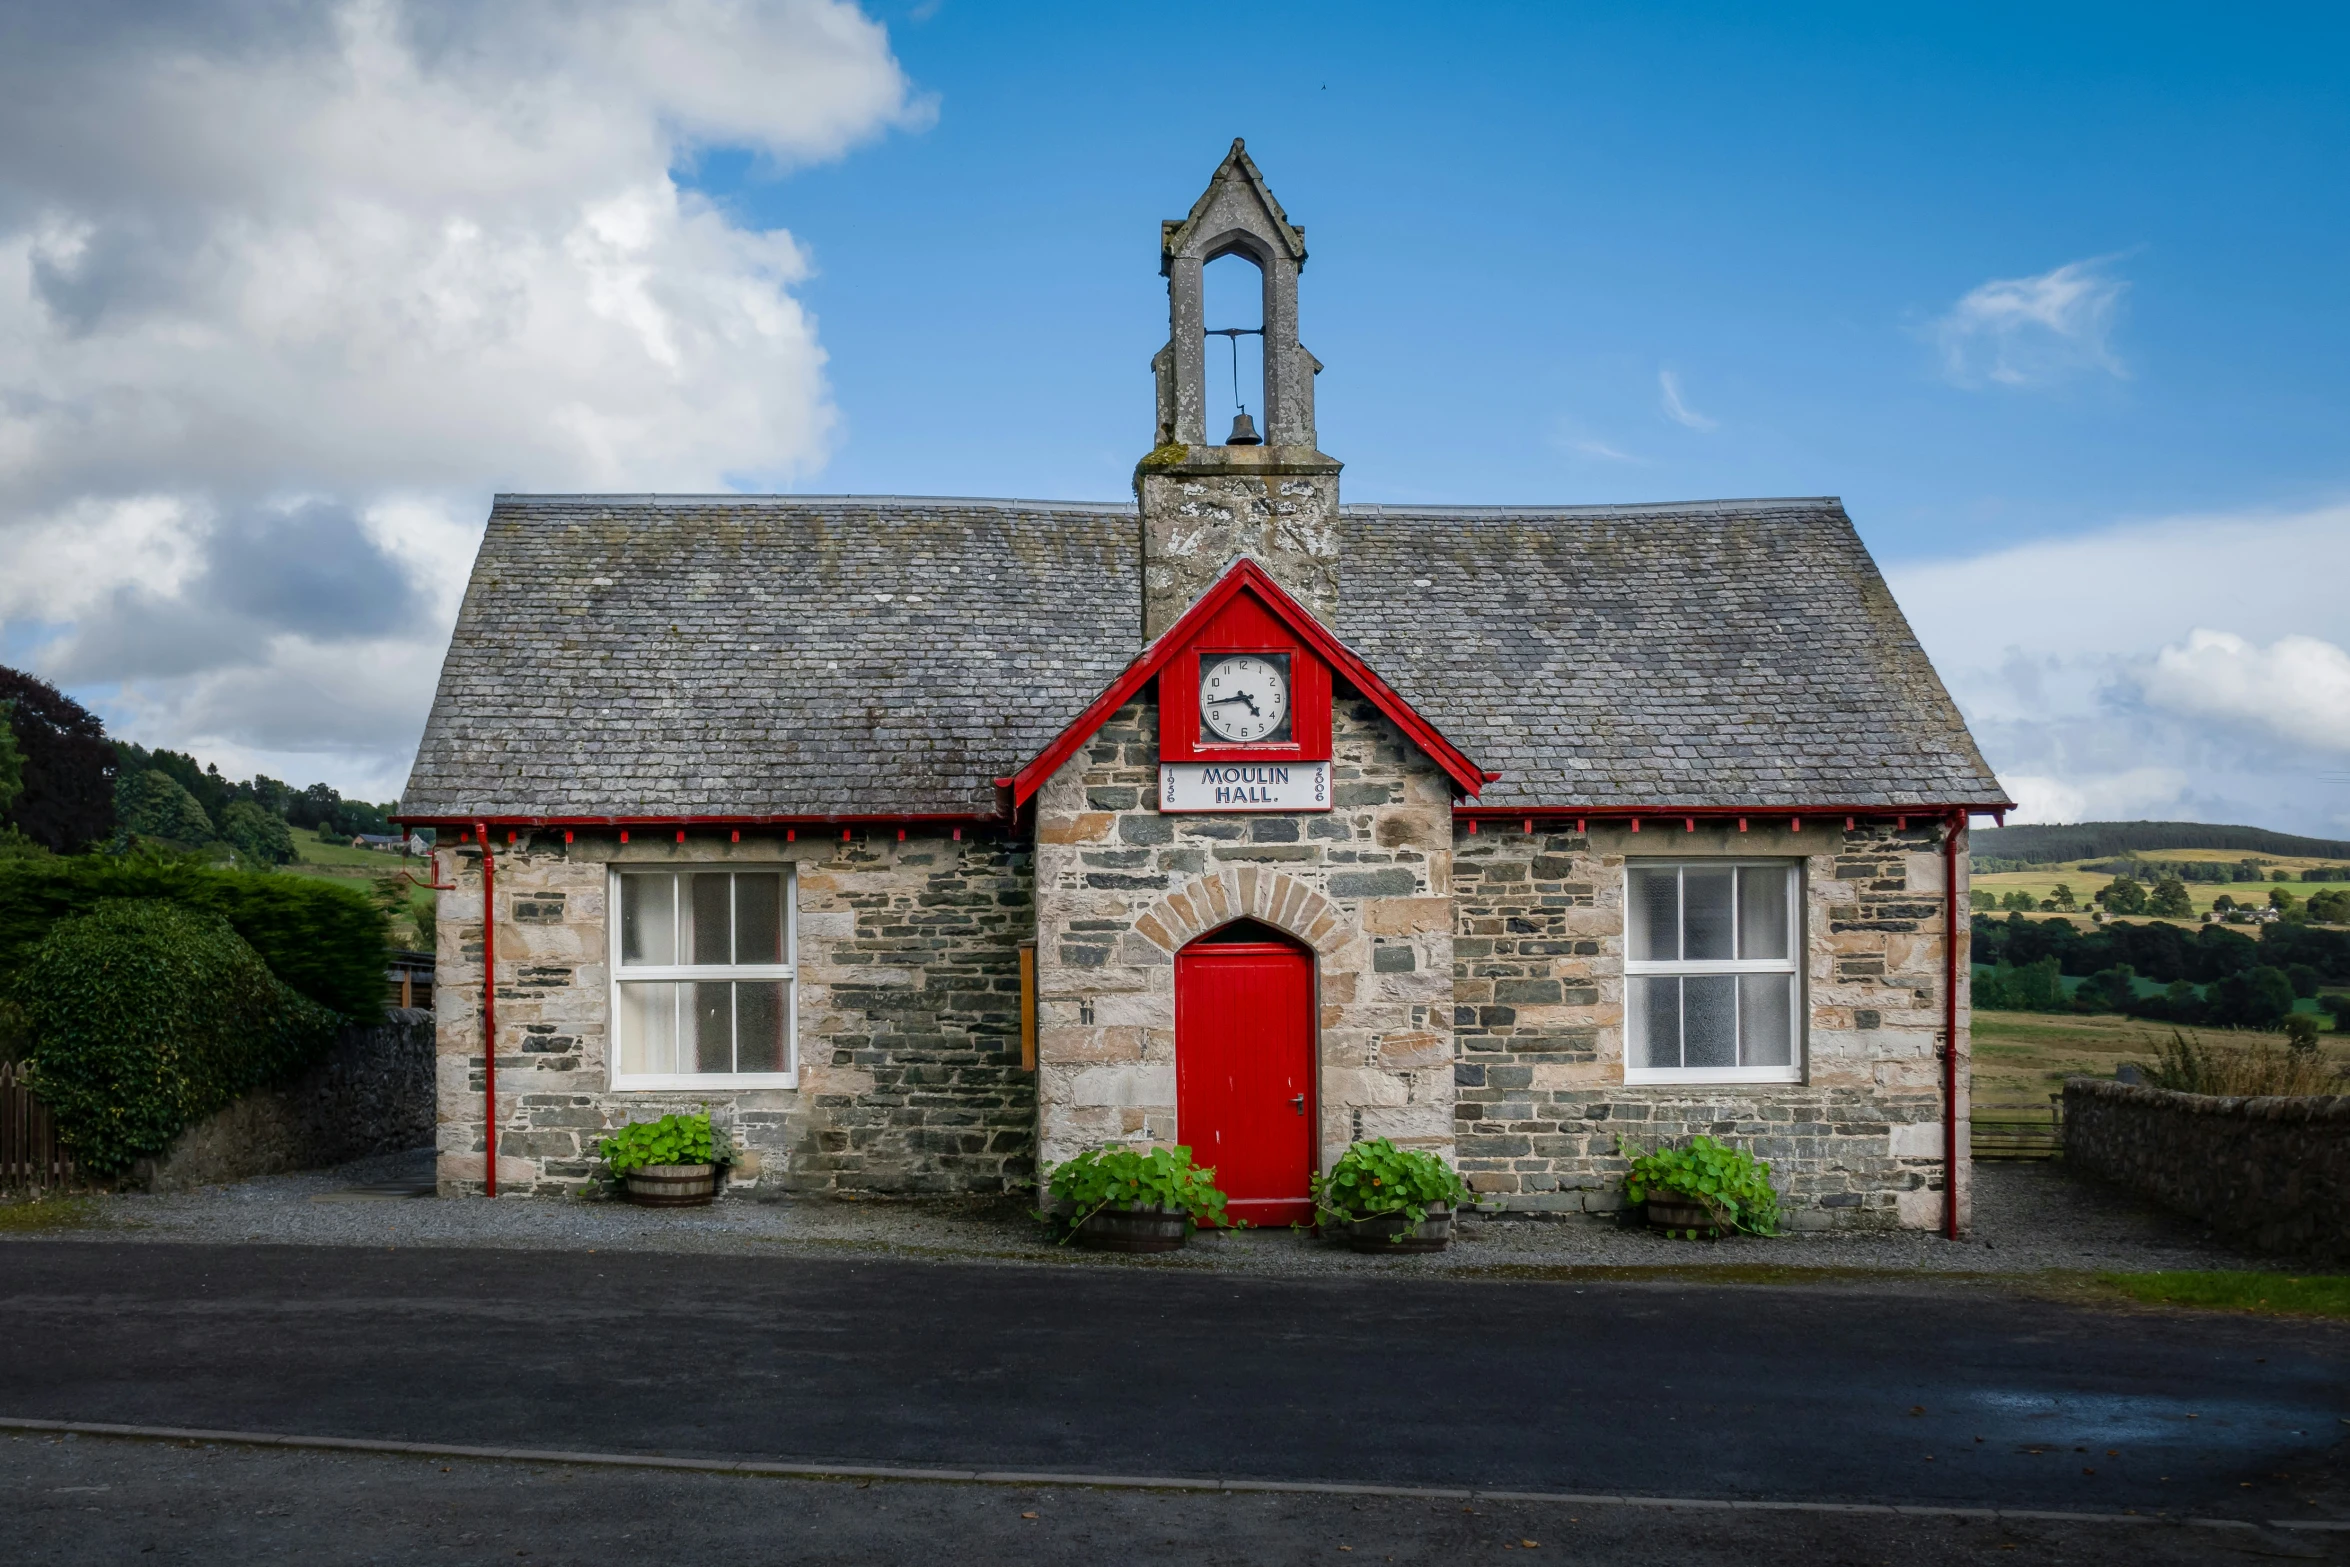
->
[735,874,783,964]
[1738,866,1791,960]
[1740,974,1793,1066]
[1683,975,1738,1067]
[1683,867,1735,961]
[1632,975,1681,1068]
[1628,868,1680,961]
[618,981,679,1073]
[619,874,675,966]
[737,981,788,1073]
[691,981,732,1072]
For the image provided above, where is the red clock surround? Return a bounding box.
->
[1159,590,1332,765]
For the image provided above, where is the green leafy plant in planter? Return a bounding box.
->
[1043,1144,1232,1242]
[1620,1134,1781,1238]
[1311,1138,1471,1239]
[599,1112,732,1178]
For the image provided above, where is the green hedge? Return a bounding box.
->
[13,901,341,1173]
[0,857,388,1018]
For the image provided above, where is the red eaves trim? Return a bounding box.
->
[1455,802,2015,823]
[392,812,1001,831]
[1004,557,1488,808]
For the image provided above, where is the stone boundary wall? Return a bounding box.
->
[137,1010,435,1192]
[2063,1079,2350,1258]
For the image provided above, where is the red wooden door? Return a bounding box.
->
[1175,939,1316,1226]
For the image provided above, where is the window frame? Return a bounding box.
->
[606,863,799,1090]
[1622,859,1804,1086]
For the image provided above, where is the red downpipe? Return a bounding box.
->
[476,821,498,1199]
[1942,809,1963,1240]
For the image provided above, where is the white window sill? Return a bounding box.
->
[609,1073,799,1091]
[1622,1067,1804,1086]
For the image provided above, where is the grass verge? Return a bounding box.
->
[2091,1269,2350,1319]
[0,1194,101,1233]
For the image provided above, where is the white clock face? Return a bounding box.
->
[1199,654,1291,743]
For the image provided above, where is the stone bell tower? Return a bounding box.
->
[1138,140,1342,639]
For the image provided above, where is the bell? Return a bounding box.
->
[1225,411,1262,446]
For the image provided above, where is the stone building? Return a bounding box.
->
[400,141,2009,1230]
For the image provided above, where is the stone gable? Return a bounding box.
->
[1031,693,1457,1173]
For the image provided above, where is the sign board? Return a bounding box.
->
[1159,761,1331,813]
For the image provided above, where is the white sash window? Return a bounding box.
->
[610,867,797,1088]
[1624,862,1802,1084]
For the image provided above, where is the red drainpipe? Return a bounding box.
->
[476,821,498,1199]
[1942,809,1964,1240]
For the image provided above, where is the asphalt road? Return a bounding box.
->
[1,1242,2343,1526]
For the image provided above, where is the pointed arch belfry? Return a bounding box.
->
[1157,139,1316,450]
[1137,140,1344,640]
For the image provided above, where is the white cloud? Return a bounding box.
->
[1657,369,1716,431]
[0,0,926,796]
[1934,257,2128,388]
[2143,630,2350,753]
[1546,417,1646,465]
[1886,502,2350,833]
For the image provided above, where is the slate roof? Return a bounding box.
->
[401,493,2004,820]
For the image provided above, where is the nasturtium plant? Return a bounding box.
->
[1044,1144,1232,1239]
[1311,1138,1471,1238]
[1619,1134,1781,1238]
[599,1111,729,1176]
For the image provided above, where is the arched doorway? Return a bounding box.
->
[1176,919,1315,1225]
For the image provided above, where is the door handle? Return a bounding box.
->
[1290,1094,1305,1116]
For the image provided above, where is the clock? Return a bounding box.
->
[1198,654,1290,743]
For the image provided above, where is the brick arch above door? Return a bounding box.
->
[1131,866,1351,959]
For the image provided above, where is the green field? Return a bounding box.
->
[1973,850,2350,923]
[279,830,434,950]
[1969,1009,2350,1113]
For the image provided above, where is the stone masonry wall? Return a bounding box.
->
[2064,1080,2350,1259]
[1451,820,1969,1231]
[433,831,1033,1198]
[1137,459,1341,637]
[1032,692,1456,1175]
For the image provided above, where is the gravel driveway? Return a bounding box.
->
[4,1151,2288,1278]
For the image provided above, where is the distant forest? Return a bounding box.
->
[1970,820,2350,866]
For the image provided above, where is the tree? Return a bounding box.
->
[2270,886,2299,914]
[2098,876,2149,916]
[2274,869,2292,883]
[2148,877,2194,918]
[219,801,295,867]
[2310,888,2350,924]
[0,666,116,852]
[2285,962,2321,999]
[2049,882,2077,910]
[116,769,216,845]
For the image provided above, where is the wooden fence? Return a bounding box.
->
[1970,1095,2065,1161]
[387,949,435,1011]
[0,1059,74,1191]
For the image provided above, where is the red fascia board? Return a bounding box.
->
[1005,558,1488,807]
[1455,801,2015,822]
[391,811,1002,830]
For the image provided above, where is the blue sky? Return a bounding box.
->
[741,2,2348,550]
[2,2,2346,830]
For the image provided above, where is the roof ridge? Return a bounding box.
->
[1339,497,1843,518]
[490,493,1137,513]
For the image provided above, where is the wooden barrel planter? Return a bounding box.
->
[1644,1193,1720,1237]
[1076,1205,1190,1253]
[1342,1204,1454,1253]
[623,1163,719,1207]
